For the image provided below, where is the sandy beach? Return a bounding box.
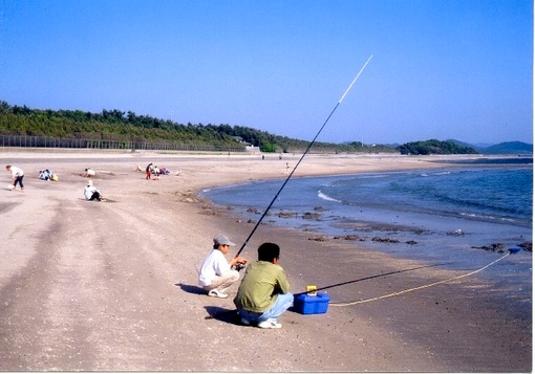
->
[0,149,531,372]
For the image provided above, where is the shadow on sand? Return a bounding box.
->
[175,283,206,295]
[204,306,241,325]
[77,197,118,203]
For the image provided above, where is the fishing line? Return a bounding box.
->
[234,54,374,259]
[293,262,452,297]
[330,252,511,307]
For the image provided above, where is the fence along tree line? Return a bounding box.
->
[0,102,248,152]
[0,134,246,152]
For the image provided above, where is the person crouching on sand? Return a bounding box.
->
[6,165,24,191]
[234,242,293,329]
[198,234,247,298]
[83,180,102,201]
[83,168,96,177]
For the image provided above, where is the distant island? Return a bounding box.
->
[0,101,531,155]
[477,141,533,155]
[398,139,478,155]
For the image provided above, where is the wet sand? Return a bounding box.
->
[0,149,531,372]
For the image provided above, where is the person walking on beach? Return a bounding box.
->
[234,242,293,329]
[6,165,24,191]
[83,180,102,201]
[198,234,247,298]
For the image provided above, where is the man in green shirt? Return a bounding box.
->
[234,242,293,329]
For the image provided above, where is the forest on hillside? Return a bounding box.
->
[0,101,395,153]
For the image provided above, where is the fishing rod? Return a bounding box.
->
[234,55,374,260]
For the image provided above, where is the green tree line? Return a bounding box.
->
[1,101,478,155]
[0,101,395,153]
[0,102,241,149]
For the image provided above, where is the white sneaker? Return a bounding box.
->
[257,319,282,329]
[208,289,228,299]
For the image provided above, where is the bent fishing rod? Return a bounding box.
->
[234,54,374,260]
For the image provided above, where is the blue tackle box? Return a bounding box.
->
[293,292,330,315]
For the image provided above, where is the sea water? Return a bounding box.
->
[202,164,532,315]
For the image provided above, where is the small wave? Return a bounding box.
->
[318,190,341,203]
[460,212,498,220]
[201,188,211,193]
[357,174,390,179]
[460,212,478,218]
[459,211,517,223]
[420,171,451,177]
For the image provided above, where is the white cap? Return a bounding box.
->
[213,234,235,246]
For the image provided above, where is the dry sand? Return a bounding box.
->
[0,149,531,372]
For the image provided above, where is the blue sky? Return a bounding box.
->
[0,0,532,144]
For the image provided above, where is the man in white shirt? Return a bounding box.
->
[5,165,24,191]
[198,234,247,298]
[83,180,102,201]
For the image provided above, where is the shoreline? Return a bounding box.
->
[201,166,532,318]
[199,192,532,370]
[179,151,532,371]
[0,150,531,371]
